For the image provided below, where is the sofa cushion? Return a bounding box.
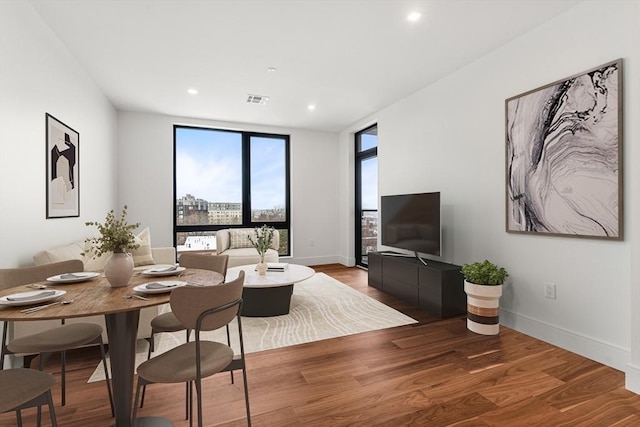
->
[131,227,155,266]
[228,229,254,249]
[34,242,85,266]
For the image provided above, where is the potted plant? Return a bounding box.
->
[248,225,275,276]
[85,205,140,287]
[461,260,509,335]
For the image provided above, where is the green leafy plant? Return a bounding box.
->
[84,205,140,256]
[247,225,275,257]
[461,260,509,286]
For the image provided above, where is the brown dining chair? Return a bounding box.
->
[132,270,250,427]
[0,260,114,417]
[0,368,58,427]
[140,253,230,418]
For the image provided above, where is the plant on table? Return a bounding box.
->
[84,205,141,256]
[247,225,275,260]
[84,205,141,287]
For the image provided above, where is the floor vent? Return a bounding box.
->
[246,94,270,105]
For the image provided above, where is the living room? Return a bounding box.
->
[0,0,638,411]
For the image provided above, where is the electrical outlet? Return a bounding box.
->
[544,283,556,299]
[310,239,315,247]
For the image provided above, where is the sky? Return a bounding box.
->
[176,127,286,210]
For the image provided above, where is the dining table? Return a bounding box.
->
[0,267,224,427]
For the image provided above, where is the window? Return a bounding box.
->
[174,125,290,255]
[355,124,378,267]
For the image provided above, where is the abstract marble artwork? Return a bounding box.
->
[506,59,622,239]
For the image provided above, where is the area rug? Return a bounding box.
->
[88,272,416,382]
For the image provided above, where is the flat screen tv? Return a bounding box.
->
[380,192,441,258]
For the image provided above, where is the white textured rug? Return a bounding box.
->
[88,272,416,382]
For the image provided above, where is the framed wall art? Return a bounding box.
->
[505,59,623,240]
[46,113,79,218]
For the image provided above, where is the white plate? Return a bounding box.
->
[46,271,101,283]
[140,265,185,277]
[133,281,187,294]
[0,290,67,306]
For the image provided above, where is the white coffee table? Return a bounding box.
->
[226,264,315,317]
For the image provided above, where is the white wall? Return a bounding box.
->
[0,1,117,268]
[339,0,639,389]
[116,111,340,265]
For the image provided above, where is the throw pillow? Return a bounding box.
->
[228,229,254,249]
[131,227,155,266]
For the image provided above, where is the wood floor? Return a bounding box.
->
[2,264,639,426]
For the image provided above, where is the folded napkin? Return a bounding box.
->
[145,282,178,289]
[60,273,84,279]
[149,265,178,273]
[7,291,56,302]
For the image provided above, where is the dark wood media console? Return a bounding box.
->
[368,251,466,318]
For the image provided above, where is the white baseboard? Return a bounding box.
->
[287,255,343,266]
[626,363,640,394]
[500,309,630,373]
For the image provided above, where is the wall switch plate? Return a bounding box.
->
[545,283,556,299]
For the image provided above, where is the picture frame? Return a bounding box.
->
[46,113,79,218]
[505,59,623,240]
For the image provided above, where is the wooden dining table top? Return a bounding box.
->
[0,268,224,321]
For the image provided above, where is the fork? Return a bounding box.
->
[123,294,150,301]
[21,300,74,314]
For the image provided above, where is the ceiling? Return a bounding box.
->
[29,0,580,133]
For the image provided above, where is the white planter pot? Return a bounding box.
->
[104,252,134,288]
[464,280,502,335]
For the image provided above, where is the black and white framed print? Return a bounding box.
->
[505,59,623,240]
[46,113,79,218]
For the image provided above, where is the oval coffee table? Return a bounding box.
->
[226,264,315,317]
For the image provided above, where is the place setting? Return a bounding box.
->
[0,289,67,307]
[46,271,101,284]
[138,264,186,277]
[132,280,187,295]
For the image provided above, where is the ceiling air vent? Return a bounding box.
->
[246,94,270,105]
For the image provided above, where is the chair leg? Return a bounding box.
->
[131,377,146,424]
[46,389,58,427]
[98,337,115,417]
[226,324,234,384]
[140,332,155,409]
[242,365,251,427]
[195,377,203,427]
[15,409,23,427]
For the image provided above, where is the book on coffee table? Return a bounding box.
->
[266,263,289,272]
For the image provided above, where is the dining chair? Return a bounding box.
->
[0,260,114,417]
[132,270,250,427]
[0,368,58,427]
[140,253,230,418]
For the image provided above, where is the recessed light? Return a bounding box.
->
[267,67,277,72]
[308,104,316,111]
[407,12,421,22]
[187,88,198,95]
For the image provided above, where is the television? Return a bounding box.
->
[380,192,441,260]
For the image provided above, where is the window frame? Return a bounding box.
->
[173,125,291,256]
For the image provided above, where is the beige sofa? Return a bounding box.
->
[19,229,176,343]
[216,228,279,267]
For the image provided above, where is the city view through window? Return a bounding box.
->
[175,126,290,254]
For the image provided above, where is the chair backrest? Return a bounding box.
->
[179,253,229,277]
[0,259,84,291]
[170,270,244,332]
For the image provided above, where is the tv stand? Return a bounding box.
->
[368,251,465,318]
